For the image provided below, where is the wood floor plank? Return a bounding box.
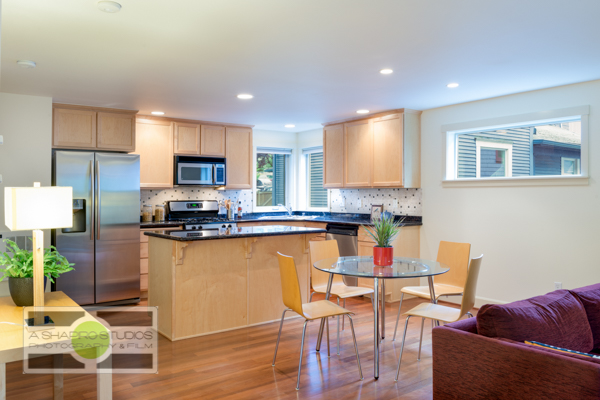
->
[5,294,473,399]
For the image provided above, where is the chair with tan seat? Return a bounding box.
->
[394,254,483,382]
[309,240,374,353]
[272,252,363,390]
[392,240,471,340]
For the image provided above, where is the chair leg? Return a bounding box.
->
[346,315,364,381]
[296,320,309,390]
[392,292,404,341]
[417,317,425,360]
[272,308,290,366]
[467,311,474,318]
[326,317,330,358]
[394,316,411,382]
[309,292,315,302]
[342,299,346,331]
[337,298,341,355]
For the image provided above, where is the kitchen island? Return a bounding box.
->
[145,226,326,341]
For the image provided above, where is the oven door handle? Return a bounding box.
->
[212,164,216,185]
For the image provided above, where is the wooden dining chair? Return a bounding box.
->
[309,240,374,353]
[392,240,471,340]
[272,252,363,390]
[394,254,483,381]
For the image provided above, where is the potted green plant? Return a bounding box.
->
[0,239,75,307]
[362,214,403,266]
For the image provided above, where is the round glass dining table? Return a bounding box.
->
[313,256,450,380]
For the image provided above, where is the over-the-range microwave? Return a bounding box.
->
[174,156,226,186]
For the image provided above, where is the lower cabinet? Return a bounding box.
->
[140,227,181,297]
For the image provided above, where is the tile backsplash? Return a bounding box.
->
[141,189,253,215]
[142,187,422,217]
[330,188,421,216]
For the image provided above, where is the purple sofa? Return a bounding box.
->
[432,283,600,400]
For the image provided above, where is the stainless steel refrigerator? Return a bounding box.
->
[52,150,141,305]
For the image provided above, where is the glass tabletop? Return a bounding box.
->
[313,256,450,279]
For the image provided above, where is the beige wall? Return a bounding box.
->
[420,79,600,305]
[0,92,53,295]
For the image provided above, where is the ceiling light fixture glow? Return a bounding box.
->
[97,1,122,13]
[356,109,370,114]
[151,111,165,115]
[380,69,393,75]
[284,124,295,128]
[447,82,459,88]
[237,94,253,100]
[16,60,36,69]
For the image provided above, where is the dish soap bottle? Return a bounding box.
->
[237,201,243,219]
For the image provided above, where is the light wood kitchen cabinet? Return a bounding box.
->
[323,124,345,188]
[53,108,97,148]
[372,113,403,187]
[225,126,253,189]
[322,109,421,188]
[97,112,136,151]
[344,119,373,187]
[200,125,226,157]
[134,119,174,189]
[174,122,201,154]
[53,104,138,151]
[140,226,181,297]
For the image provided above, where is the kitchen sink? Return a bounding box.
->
[258,215,318,220]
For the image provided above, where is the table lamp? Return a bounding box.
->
[4,182,73,329]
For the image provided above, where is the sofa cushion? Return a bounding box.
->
[477,289,594,353]
[571,283,600,349]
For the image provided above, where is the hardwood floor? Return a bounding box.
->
[5,294,469,399]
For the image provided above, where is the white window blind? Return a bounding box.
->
[308,152,327,208]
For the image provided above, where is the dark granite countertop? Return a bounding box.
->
[144,225,327,241]
[237,212,422,227]
[141,221,184,229]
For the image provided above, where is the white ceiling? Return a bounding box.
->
[1,0,600,132]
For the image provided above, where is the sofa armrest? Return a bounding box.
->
[433,325,600,400]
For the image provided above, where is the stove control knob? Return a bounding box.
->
[222,224,226,228]
[228,224,232,228]
[191,226,197,230]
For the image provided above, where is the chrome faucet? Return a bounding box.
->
[278,204,293,216]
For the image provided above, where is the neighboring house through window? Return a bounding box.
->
[255,148,291,209]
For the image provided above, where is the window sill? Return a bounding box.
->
[442,175,589,188]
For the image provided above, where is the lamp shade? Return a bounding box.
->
[5,185,73,231]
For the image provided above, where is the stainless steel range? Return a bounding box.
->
[166,200,236,230]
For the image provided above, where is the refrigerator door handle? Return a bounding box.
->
[90,159,94,241]
[96,160,101,240]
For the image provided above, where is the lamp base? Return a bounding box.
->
[25,315,55,332]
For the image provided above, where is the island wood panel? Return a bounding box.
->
[372,113,403,187]
[247,235,310,325]
[148,237,175,340]
[174,239,248,339]
[52,108,97,148]
[225,127,253,189]
[323,124,344,188]
[97,112,136,151]
[174,122,201,154]
[344,119,373,187]
[134,119,174,188]
[140,242,148,258]
[200,125,226,157]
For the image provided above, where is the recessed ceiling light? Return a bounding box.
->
[284,124,295,128]
[97,1,122,13]
[151,111,165,115]
[447,82,459,88]
[16,60,36,69]
[356,109,370,114]
[380,69,393,75]
[237,94,253,100]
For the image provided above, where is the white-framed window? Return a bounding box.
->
[561,157,581,175]
[254,147,292,211]
[302,146,328,210]
[443,106,589,186]
[475,140,513,178]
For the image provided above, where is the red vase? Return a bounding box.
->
[373,246,393,266]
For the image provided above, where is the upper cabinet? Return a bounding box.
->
[200,125,226,157]
[323,124,344,188]
[174,122,201,154]
[322,109,420,188]
[225,127,253,189]
[344,119,373,188]
[134,119,174,189]
[52,104,137,151]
